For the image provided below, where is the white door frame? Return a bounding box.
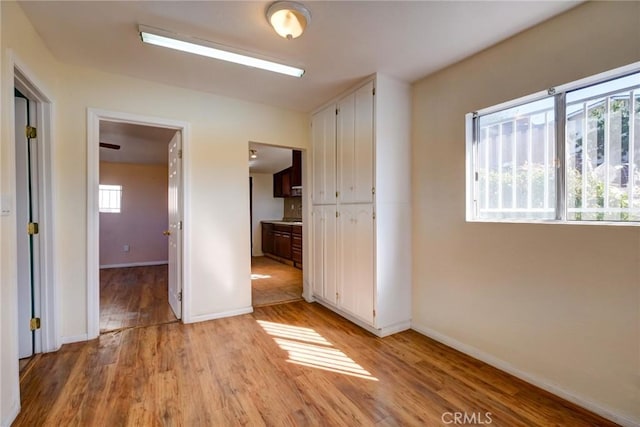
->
[10,53,58,354]
[86,109,190,339]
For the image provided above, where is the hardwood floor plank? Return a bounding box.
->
[252,256,303,307]
[100,265,177,333]
[15,301,618,427]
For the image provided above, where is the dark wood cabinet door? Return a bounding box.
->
[291,150,302,187]
[261,223,274,254]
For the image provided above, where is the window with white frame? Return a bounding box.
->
[99,184,122,213]
[467,65,640,223]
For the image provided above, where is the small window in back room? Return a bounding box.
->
[99,184,122,213]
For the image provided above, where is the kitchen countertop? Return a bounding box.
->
[261,220,303,226]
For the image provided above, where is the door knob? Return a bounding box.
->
[163,230,171,236]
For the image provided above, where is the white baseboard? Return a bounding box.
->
[186,306,253,324]
[313,296,410,338]
[0,401,20,427]
[60,333,89,344]
[411,323,638,427]
[100,261,168,269]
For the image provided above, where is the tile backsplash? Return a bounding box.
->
[283,197,302,220]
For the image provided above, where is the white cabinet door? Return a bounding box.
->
[337,82,374,204]
[311,105,337,205]
[311,205,337,304]
[337,204,374,324]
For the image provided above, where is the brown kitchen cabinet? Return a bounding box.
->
[261,222,274,255]
[261,222,302,268]
[273,150,302,198]
[291,225,302,266]
[272,224,292,259]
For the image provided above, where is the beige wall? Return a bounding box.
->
[412,2,640,425]
[99,162,169,267]
[1,3,308,424]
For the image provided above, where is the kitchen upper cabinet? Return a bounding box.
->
[273,150,302,198]
[337,204,374,323]
[337,81,374,204]
[311,205,337,304]
[311,105,337,205]
[291,150,302,188]
[273,168,291,198]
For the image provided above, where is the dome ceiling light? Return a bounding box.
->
[266,1,311,40]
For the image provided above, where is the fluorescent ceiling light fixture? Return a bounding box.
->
[139,25,305,78]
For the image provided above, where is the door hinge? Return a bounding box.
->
[335,108,339,115]
[336,191,339,198]
[475,172,479,181]
[178,291,183,302]
[336,292,339,300]
[336,211,339,218]
[26,126,37,139]
[373,309,376,318]
[30,317,41,331]
[373,212,376,220]
[372,87,376,96]
[372,187,375,195]
[27,222,39,235]
[178,221,183,230]
[178,149,183,159]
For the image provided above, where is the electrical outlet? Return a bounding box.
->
[123,244,130,252]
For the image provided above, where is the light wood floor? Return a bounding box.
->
[100,265,177,333]
[15,301,615,426]
[252,256,303,307]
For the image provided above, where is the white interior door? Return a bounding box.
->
[15,94,41,358]
[167,131,182,319]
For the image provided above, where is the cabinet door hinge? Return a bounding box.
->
[178,149,183,159]
[26,126,37,139]
[30,317,41,331]
[27,222,39,235]
[178,291,183,302]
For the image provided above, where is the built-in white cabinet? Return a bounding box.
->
[337,81,374,204]
[309,74,412,337]
[311,205,337,304]
[311,105,337,205]
[337,204,374,324]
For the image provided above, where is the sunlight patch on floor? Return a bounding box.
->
[257,320,378,381]
[251,273,272,280]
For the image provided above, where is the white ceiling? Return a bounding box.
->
[100,121,177,164]
[18,1,580,112]
[249,142,293,174]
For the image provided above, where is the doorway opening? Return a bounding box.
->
[14,65,56,375]
[249,142,304,307]
[88,110,189,339]
[97,121,179,333]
